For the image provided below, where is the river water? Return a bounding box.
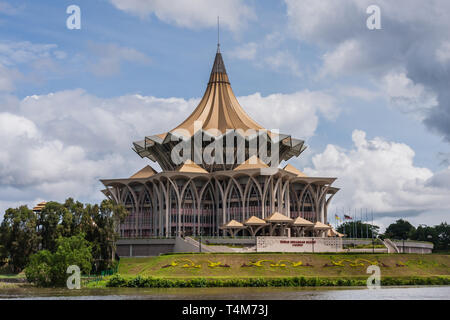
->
[0,286,449,300]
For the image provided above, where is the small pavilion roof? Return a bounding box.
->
[234,155,269,171]
[327,228,345,237]
[221,219,245,229]
[313,221,332,230]
[176,160,208,174]
[265,212,293,223]
[283,164,308,177]
[292,217,314,227]
[244,215,268,226]
[129,165,157,179]
[32,201,47,211]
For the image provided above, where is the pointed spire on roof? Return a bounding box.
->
[209,50,227,80]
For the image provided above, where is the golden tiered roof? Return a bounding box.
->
[32,201,47,212]
[168,51,265,138]
[132,47,307,171]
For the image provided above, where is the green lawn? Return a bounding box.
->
[117,253,450,280]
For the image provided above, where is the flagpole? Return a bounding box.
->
[360,208,363,239]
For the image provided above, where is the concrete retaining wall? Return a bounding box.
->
[116,238,176,257]
[392,240,434,254]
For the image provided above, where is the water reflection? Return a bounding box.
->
[0,286,449,300]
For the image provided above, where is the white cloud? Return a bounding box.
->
[338,86,380,102]
[0,41,62,67]
[239,90,338,139]
[0,41,69,91]
[0,112,125,211]
[305,130,450,226]
[320,39,366,77]
[229,42,258,61]
[0,64,20,92]
[0,87,338,217]
[87,42,151,76]
[284,0,450,141]
[109,0,255,32]
[380,71,438,119]
[436,41,450,65]
[263,51,302,77]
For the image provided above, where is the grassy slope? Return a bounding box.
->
[118,253,450,280]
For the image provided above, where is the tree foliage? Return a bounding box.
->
[384,219,416,240]
[25,234,92,287]
[0,198,127,274]
[336,221,380,238]
[0,206,40,273]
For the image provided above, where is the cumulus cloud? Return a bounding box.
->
[380,72,438,119]
[0,112,125,212]
[109,0,255,32]
[305,130,450,226]
[0,87,336,216]
[240,90,338,138]
[285,0,450,142]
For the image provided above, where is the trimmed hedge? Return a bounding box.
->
[106,274,450,288]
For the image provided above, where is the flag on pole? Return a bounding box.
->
[335,214,341,221]
[344,215,352,220]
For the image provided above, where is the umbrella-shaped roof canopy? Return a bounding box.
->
[327,228,345,237]
[313,221,332,230]
[265,212,293,223]
[221,219,245,229]
[244,215,268,226]
[292,217,314,227]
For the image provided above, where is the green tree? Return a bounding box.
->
[384,219,416,240]
[434,222,450,252]
[0,206,40,273]
[25,233,92,287]
[83,200,127,271]
[38,201,69,251]
[336,221,380,238]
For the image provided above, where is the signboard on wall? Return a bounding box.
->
[256,237,343,253]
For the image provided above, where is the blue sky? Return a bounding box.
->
[0,0,449,229]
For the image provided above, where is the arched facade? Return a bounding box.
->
[101,169,338,238]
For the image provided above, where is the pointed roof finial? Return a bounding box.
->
[217,16,220,53]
